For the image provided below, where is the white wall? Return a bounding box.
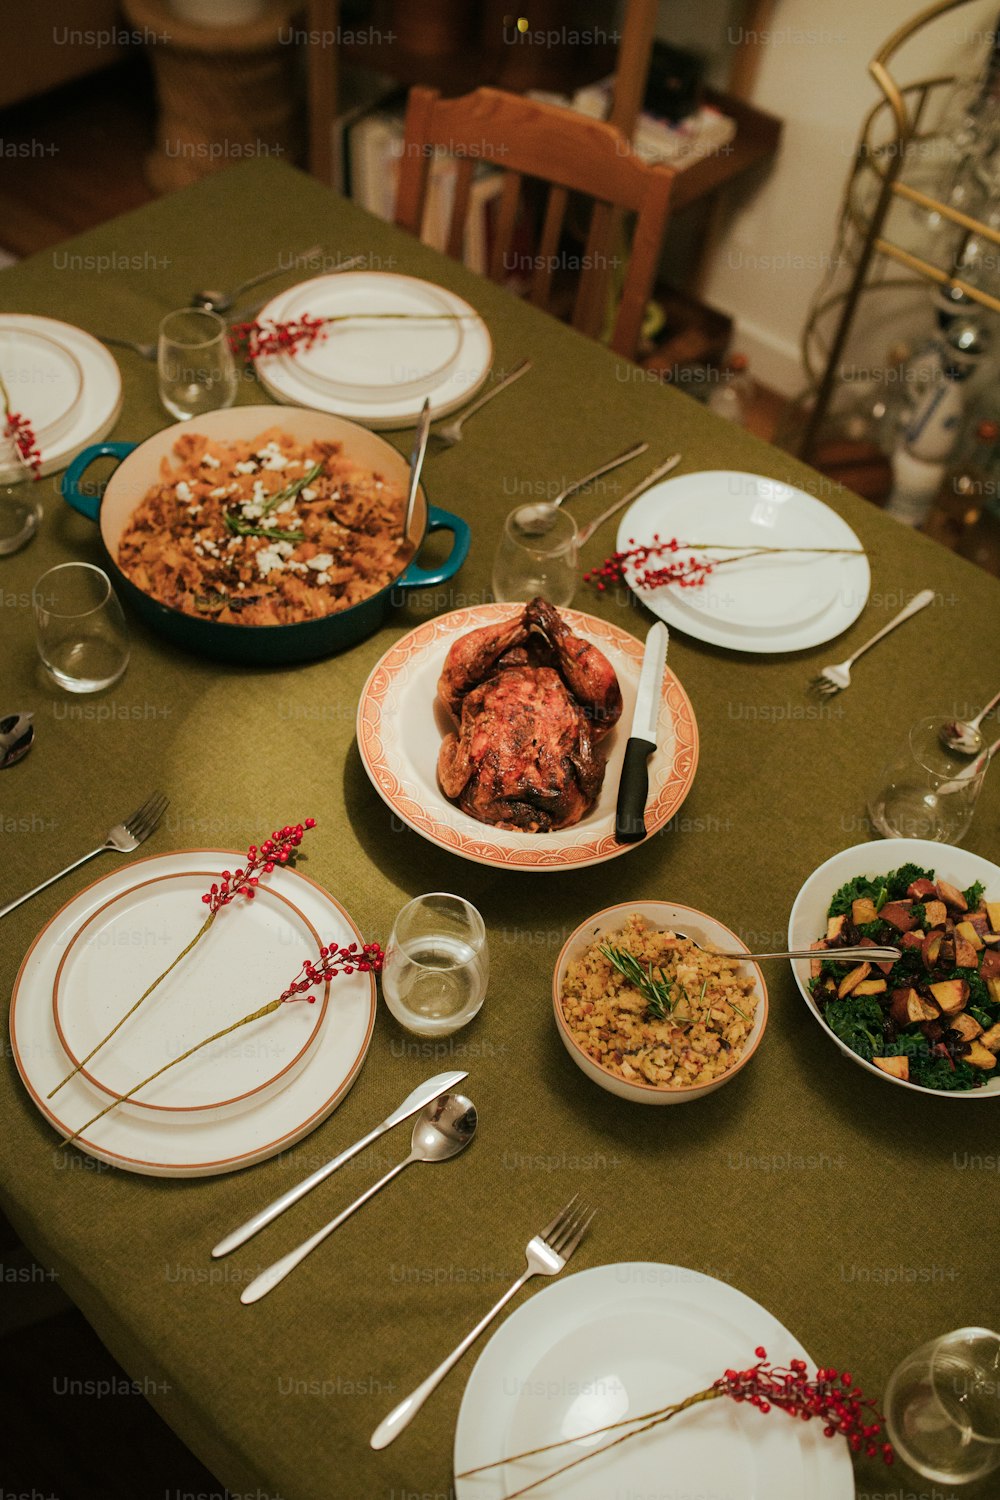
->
[649,0,999,394]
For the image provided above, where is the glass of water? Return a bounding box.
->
[492,504,578,607]
[867,715,987,843]
[885,1328,1000,1483]
[381,893,489,1037]
[158,308,238,421]
[33,563,129,693]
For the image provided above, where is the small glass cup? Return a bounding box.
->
[33,563,129,693]
[157,308,238,421]
[381,893,489,1037]
[491,503,578,607]
[885,1327,1000,1484]
[867,714,987,844]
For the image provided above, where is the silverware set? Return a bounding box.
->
[209,1068,595,1443]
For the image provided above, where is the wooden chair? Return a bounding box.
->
[394,86,676,361]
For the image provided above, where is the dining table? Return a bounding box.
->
[1,155,999,1500]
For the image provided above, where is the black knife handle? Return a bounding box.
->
[615,736,656,843]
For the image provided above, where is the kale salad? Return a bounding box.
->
[808,863,1000,1092]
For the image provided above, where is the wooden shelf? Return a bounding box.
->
[668,89,782,213]
[338,37,619,98]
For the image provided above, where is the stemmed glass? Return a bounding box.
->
[158,308,238,420]
[885,1328,1000,1483]
[381,893,489,1038]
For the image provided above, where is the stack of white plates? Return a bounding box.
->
[0,314,122,482]
[253,271,493,429]
[615,470,871,653]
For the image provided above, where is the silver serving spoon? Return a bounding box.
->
[671,930,900,964]
[240,1093,478,1304]
[0,712,34,769]
[938,687,1000,756]
[191,243,326,314]
[404,397,432,543]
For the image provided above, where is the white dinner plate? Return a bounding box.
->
[454,1263,853,1499]
[615,470,870,652]
[51,869,330,1116]
[10,850,377,1176]
[0,314,122,482]
[0,325,83,463]
[788,838,1000,1100]
[356,604,699,871]
[253,272,492,429]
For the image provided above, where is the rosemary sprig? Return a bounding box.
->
[599,943,674,1020]
[224,514,305,543]
[260,459,324,517]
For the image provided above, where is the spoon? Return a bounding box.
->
[240,1093,477,1304]
[404,397,432,542]
[0,712,34,769]
[938,687,1000,756]
[190,243,325,314]
[518,441,649,536]
[671,930,900,964]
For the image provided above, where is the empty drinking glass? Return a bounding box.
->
[492,504,578,607]
[885,1328,1000,1483]
[158,308,238,420]
[868,714,987,843]
[381,893,489,1037]
[33,563,129,693]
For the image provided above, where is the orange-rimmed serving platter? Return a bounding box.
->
[356,605,699,870]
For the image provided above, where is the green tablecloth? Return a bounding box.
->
[2,158,998,1500]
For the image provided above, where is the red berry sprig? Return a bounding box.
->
[585,535,716,594]
[0,371,42,478]
[202,818,316,913]
[228,316,327,364]
[280,941,385,1003]
[717,1348,893,1464]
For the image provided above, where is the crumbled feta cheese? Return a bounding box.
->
[301,487,317,501]
[200,453,221,468]
[176,481,192,502]
[186,505,202,517]
[255,545,285,576]
[315,572,330,585]
[251,479,268,504]
[240,502,264,520]
[306,553,333,571]
[209,486,229,498]
[261,452,288,471]
[193,544,204,556]
[234,460,258,474]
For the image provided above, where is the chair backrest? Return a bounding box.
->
[395,86,675,360]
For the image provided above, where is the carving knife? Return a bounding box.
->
[211,1069,468,1257]
[615,621,669,842]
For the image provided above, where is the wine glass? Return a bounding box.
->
[491,504,578,607]
[158,308,238,421]
[867,715,987,843]
[885,1328,1000,1483]
[381,893,489,1038]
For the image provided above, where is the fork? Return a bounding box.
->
[96,293,287,363]
[0,791,169,920]
[430,358,532,447]
[370,1195,595,1449]
[809,588,935,697]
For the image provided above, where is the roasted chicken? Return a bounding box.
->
[437,597,622,831]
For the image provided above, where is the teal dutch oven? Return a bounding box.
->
[61,405,470,664]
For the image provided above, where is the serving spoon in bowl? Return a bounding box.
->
[670,932,901,964]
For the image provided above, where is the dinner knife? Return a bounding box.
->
[210,1069,468,1258]
[615,621,669,843]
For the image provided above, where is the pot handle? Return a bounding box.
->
[394,504,470,591]
[61,441,137,522]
